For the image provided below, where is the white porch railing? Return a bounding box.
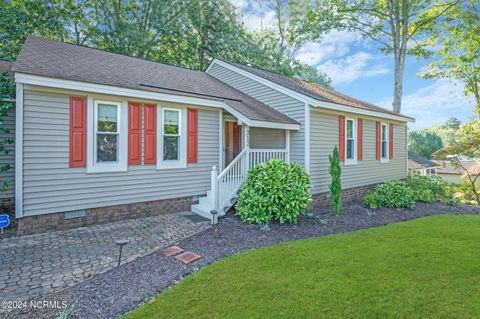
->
[249,149,288,167]
[211,148,288,214]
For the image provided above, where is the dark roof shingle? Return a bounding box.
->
[408,151,439,169]
[13,37,297,125]
[221,60,413,120]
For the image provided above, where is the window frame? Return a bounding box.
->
[380,122,389,163]
[87,98,128,173]
[344,117,357,165]
[157,105,187,170]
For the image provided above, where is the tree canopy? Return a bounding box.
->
[417,0,480,113]
[0,0,332,88]
[408,129,444,158]
[305,0,461,113]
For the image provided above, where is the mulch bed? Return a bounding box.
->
[6,202,480,319]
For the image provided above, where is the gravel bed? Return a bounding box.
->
[7,202,480,319]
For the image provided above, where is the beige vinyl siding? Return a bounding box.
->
[208,63,305,166]
[310,109,407,194]
[250,127,285,149]
[0,106,15,199]
[22,89,219,217]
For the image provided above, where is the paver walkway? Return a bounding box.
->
[0,212,210,302]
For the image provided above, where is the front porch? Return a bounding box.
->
[191,113,292,222]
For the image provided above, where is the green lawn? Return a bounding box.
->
[125,215,480,319]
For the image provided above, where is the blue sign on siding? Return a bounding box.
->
[0,214,10,229]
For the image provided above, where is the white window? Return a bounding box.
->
[157,106,187,169]
[87,99,127,173]
[345,118,357,165]
[381,123,389,163]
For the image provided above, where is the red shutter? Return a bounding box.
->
[376,121,381,160]
[389,123,394,160]
[357,118,363,161]
[128,102,142,165]
[69,96,86,168]
[187,108,198,163]
[339,115,345,162]
[144,104,157,164]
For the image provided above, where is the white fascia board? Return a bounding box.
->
[208,59,414,124]
[15,72,299,131]
[15,73,227,108]
[247,120,299,130]
[313,101,414,123]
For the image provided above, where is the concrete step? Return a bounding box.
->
[198,195,211,207]
[191,204,213,221]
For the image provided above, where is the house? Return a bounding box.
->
[433,160,480,184]
[2,37,413,235]
[408,151,440,176]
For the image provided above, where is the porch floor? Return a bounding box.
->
[0,212,210,303]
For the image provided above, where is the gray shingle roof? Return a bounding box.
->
[408,151,440,169]
[221,60,414,121]
[13,37,298,125]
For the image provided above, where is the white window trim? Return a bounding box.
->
[380,122,389,163]
[87,98,128,173]
[344,117,357,165]
[156,105,187,170]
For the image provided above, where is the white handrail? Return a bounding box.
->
[217,148,248,180]
[211,148,288,214]
[215,148,249,211]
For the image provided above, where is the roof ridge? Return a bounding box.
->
[24,36,205,74]
[217,58,412,120]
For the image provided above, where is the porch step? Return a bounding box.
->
[198,195,211,207]
[191,203,214,221]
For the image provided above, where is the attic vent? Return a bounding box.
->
[64,209,86,219]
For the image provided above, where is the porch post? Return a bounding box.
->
[285,130,290,163]
[243,126,250,169]
[211,166,218,212]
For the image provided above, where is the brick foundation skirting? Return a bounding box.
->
[17,196,197,236]
[310,184,377,211]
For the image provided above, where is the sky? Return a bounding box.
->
[231,0,476,131]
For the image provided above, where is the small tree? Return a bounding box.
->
[0,71,15,192]
[329,146,342,216]
[435,120,480,205]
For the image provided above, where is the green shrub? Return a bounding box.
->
[329,146,342,216]
[235,159,312,224]
[365,180,415,209]
[363,191,380,209]
[407,171,448,202]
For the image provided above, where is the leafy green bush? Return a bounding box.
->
[329,146,342,216]
[235,159,312,224]
[363,191,380,209]
[407,171,448,202]
[364,180,415,209]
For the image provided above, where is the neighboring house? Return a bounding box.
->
[433,160,480,184]
[4,36,413,235]
[408,151,440,176]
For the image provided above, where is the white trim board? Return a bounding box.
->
[207,59,414,123]
[15,83,23,218]
[15,73,299,131]
[304,103,310,173]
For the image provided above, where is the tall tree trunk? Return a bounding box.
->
[392,54,404,113]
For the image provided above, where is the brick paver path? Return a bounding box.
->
[0,212,210,302]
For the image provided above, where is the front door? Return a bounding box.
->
[224,121,242,167]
